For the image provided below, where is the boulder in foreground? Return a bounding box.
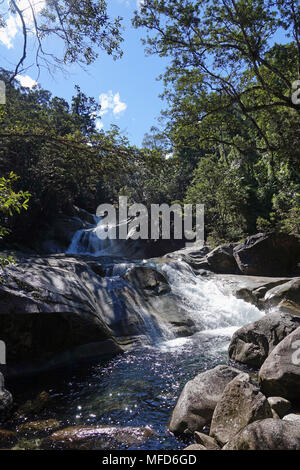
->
[282,414,300,425]
[194,431,220,449]
[210,373,272,445]
[224,418,300,450]
[168,365,240,434]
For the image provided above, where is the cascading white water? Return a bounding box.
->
[67,217,129,256]
[67,217,263,342]
[161,260,263,331]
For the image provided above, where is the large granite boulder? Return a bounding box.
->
[234,278,290,308]
[206,244,238,274]
[210,373,272,445]
[0,255,195,374]
[0,256,122,374]
[264,279,300,309]
[233,233,300,276]
[224,418,300,450]
[259,327,300,401]
[228,311,300,368]
[124,266,171,295]
[168,365,241,434]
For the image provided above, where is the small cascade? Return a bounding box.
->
[157,260,263,332]
[67,217,129,256]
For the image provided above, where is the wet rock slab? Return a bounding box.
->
[42,425,156,450]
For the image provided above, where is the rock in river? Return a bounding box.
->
[228,311,300,368]
[224,418,300,450]
[168,365,241,434]
[210,373,272,445]
[0,255,194,374]
[206,244,238,274]
[233,233,300,276]
[283,414,300,425]
[42,425,156,450]
[259,327,300,401]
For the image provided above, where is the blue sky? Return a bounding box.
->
[0,0,169,147]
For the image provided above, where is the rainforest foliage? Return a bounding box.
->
[0,0,299,245]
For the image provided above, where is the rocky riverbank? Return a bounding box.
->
[168,235,300,450]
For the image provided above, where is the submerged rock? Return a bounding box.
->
[259,327,300,401]
[168,365,241,435]
[228,311,300,368]
[14,391,51,420]
[233,233,300,276]
[124,266,171,295]
[0,429,17,448]
[224,418,300,450]
[210,373,272,445]
[42,425,156,450]
[17,419,61,437]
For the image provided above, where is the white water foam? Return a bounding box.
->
[159,261,263,331]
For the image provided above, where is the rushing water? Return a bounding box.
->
[8,220,264,450]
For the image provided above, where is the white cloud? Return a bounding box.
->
[0,0,46,49]
[96,120,104,131]
[16,74,37,89]
[0,16,19,49]
[99,90,127,117]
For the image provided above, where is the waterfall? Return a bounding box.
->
[66,215,263,344]
[67,216,128,256]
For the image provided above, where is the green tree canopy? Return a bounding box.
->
[0,0,123,77]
